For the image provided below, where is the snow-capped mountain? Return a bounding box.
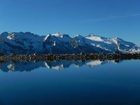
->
[0,32,139,54]
[0,32,44,54]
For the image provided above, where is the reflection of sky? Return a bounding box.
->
[0,60,139,104]
[0,0,140,45]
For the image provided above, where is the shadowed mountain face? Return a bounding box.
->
[0,32,140,54]
[0,60,120,72]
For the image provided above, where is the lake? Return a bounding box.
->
[0,60,140,105]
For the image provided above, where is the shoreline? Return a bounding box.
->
[0,53,140,62]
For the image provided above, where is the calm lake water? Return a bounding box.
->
[0,60,140,105]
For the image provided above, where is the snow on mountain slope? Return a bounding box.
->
[73,35,109,53]
[86,34,105,42]
[43,33,74,54]
[44,33,71,42]
[86,34,140,53]
[0,32,139,54]
[86,35,103,42]
[0,32,44,54]
[111,37,140,53]
[85,34,117,52]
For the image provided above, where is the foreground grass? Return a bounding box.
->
[0,53,140,62]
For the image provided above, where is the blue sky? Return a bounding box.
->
[0,0,140,45]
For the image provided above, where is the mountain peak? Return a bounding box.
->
[7,33,15,40]
[112,37,123,41]
[52,32,63,38]
[86,34,105,42]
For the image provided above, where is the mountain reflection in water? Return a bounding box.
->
[0,60,120,72]
[0,60,139,105]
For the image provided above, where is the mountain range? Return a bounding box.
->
[0,32,139,55]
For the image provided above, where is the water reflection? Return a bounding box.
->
[0,60,120,72]
[0,60,139,105]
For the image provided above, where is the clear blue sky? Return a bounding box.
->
[0,0,140,45]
